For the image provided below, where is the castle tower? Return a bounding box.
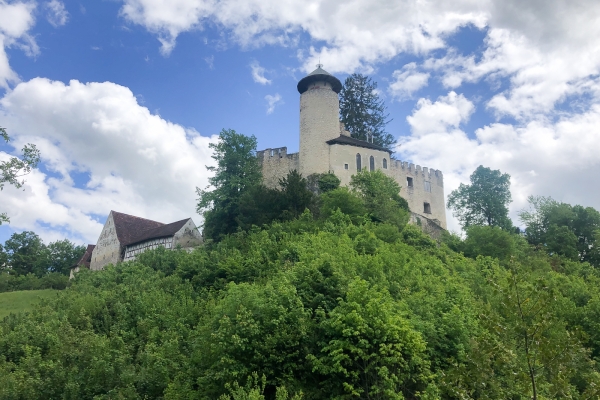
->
[297,65,343,177]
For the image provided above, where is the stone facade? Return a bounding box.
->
[90,212,122,271]
[258,66,447,229]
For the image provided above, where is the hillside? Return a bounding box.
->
[1,214,600,399]
[0,289,59,319]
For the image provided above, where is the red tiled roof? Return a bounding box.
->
[74,244,95,269]
[124,218,191,246]
[111,210,165,245]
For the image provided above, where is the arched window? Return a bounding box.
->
[383,158,387,169]
[356,153,362,171]
[370,156,375,171]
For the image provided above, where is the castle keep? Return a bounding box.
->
[257,66,447,229]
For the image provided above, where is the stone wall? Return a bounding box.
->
[90,212,121,271]
[257,147,300,189]
[409,212,446,241]
[173,219,203,249]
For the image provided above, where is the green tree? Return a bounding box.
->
[339,74,394,149]
[309,279,433,398]
[278,170,315,220]
[47,239,86,275]
[350,169,409,228]
[462,225,518,262]
[447,165,512,230]
[518,196,600,263]
[4,231,49,276]
[197,129,262,240]
[1,127,41,225]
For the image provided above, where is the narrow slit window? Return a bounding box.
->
[383,158,387,169]
[270,149,274,156]
[369,156,375,171]
[424,181,431,192]
[424,202,431,214]
[407,177,414,188]
[344,163,349,170]
[356,154,362,171]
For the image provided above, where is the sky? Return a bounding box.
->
[1,0,600,245]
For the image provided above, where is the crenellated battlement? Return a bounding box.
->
[390,159,444,185]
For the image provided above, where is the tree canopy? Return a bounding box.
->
[1,127,41,225]
[339,74,394,149]
[447,165,513,230]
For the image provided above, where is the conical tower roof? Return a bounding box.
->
[297,65,342,94]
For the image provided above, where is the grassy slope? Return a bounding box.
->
[0,289,59,319]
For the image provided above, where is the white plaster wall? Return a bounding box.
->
[90,212,122,271]
[173,219,203,249]
[328,144,447,228]
[299,81,340,177]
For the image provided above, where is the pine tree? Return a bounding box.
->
[339,74,394,149]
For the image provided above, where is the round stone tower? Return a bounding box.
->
[297,66,343,178]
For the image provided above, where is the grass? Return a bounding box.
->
[0,289,59,319]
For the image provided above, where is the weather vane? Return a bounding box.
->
[317,58,323,69]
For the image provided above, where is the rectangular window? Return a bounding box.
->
[344,163,349,170]
[407,177,414,188]
[424,181,431,192]
[424,202,431,214]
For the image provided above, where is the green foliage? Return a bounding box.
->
[350,169,409,228]
[462,225,519,262]
[2,231,84,277]
[447,165,513,231]
[519,196,600,264]
[2,199,600,399]
[278,170,315,220]
[1,127,41,225]
[339,74,394,149]
[0,272,69,293]
[197,129,262,240]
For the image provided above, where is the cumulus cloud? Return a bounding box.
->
[389,63,429,100]
[45,0,69,27]
[117,0,600,123]
[265,93,282,114]
[399,92,600,232]
[0,78,216,243]
[118,0,487,67]
[250,60,271,85]
[0,0,37,88]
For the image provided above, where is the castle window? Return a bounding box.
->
[344,163,349,170]
[383,158,387,169]
[356,154,362,171]
[369,156,375,171]
[270,149,274,157]
[407,177,414,188]
[424,181,431,192]
[424,202,431,214]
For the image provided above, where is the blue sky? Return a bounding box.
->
[1,0,600,244]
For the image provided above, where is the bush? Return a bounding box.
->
[0,272,69,293]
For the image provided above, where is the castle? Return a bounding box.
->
[257,66,447,229]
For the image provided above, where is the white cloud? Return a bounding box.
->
[389,62,429,100]
[0,78,217,243]
[399,92,600,232]
[118,0,488,67]
[117,0,600,125]
[45,0,69,27]
[265,93,281,114]
[406,92,474,137]
[0,0,37,88]
[250,60,271,85]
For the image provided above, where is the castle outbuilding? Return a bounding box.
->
[86,211,202,272]
[257,66,447,229]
